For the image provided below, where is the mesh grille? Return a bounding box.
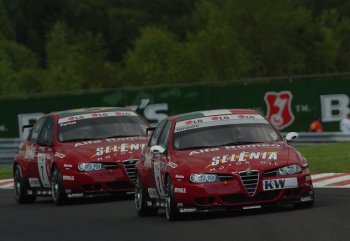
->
[239,170,259,197]
[123,159,138,183]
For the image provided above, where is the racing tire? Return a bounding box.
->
[14,165,36,204]
[135,175,158,217]
[165,178,179,221]
[51,167,67,205]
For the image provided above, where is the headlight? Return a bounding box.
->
[77,163,104,172]
[190,174,218,183]
[277,165,302,175]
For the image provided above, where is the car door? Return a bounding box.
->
[143,120,167,194]
[24,117,47,186]
[152,120,172,199]
[36,116,55,189]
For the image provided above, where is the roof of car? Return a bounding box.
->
[52,107,132,118]
[172,109,260,121]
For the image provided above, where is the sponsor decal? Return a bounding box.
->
[74,137,147,148]
[62,175,75,181]
[75,140,102,147]
[37,153,51,188]
[54,152,65,159]
[63,164,73,169]
[211,151,278,166]
[154,161,166,198]
[174,188,186,194]
[58,111,137,124]
[148,188,159,198]
[175,114,267,133]
[175,174,185,179]
[24,145,36,160]
[95,143,146,156]
[125,98,168,124]
[263,177,298,191]
[264,91,294,130]
[189,144,280,156]
[28,178,41,188]
[59,121,76,127]
[167,161,177,169]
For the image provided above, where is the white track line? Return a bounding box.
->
[311,173,344,180]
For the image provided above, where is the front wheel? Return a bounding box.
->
[51,167,67,205]
[165,178,179,221]
[14,165,36,204]
[135,175,158,217]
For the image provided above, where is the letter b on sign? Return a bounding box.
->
[320,94,350,122]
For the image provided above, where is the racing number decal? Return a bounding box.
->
[153,161,166,198]
[37,153,51,188]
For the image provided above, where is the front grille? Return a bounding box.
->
[221,190,280,204]
[123,159,138,183]
[239,170,259,196]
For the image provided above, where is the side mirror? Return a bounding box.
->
[150,145,165,154]
[285,132,298,142]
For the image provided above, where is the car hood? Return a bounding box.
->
[171,142,290,173]
[55,136,148,163]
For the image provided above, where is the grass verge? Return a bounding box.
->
[0,166,12,179]
[296,143,350,173]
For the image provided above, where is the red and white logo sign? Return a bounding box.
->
[264,91,294,130]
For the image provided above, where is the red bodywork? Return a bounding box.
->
[136,109,314,213]
[14,108,148,199]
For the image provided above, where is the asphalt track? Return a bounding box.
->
[0,189,349,241]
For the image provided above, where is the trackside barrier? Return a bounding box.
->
[0,138,21,165]
[281,132,350,144]
[0,133,350,164]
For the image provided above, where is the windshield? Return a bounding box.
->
[58,114,147,142]
[173,123,281,150]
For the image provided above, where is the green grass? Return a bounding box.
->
[296,143,350,173]
[0,166,12,179]
[0,143,348,179]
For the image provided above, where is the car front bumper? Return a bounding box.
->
[172,173,314,211]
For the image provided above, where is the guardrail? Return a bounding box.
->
[0,138,21,165]
[281,132,350,144]
[0,132,350,164]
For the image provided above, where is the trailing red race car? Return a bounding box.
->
[14,107,149,205]
[135,109,314,220]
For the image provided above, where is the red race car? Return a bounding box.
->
[135,109,314,220]
[14,107,149,205]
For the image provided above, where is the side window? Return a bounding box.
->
[39,117,54,145]
[28,117,46,142]
[149,120,167,147]
[158,121,171,148]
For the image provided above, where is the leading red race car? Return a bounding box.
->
[14,107,149,205]
[135,109,314,220]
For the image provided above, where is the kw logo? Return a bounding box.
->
[263,179,286,190]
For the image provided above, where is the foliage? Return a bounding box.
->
[1,0,350,94]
